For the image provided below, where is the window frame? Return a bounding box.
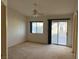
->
[30,21,44,34]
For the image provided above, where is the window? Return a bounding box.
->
[30,22,43,33]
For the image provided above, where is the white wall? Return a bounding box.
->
[27,16,48,44]
[7,8,27,47]
[67,20,72,47]
[27,14,73,47]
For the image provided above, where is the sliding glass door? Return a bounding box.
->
[58,22,67,45]
[51,21,67,45]
[51,22,58,44]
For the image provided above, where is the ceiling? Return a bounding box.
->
[7,0,77,16]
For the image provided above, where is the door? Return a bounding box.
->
[51,21,67,45]
[51,22,58,44]
[58,22,67,45]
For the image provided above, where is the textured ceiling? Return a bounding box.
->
[7,0,77,16]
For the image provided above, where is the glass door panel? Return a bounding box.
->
[51,22,58,44]
[58,22,67,45]
[51,21,67,45]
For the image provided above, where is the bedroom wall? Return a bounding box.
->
[7,8,27,47]
[27,16,48,44]
[26,14,72,47]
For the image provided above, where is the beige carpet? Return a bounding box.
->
[8,42,75,59]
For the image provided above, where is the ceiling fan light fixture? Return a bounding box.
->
[32,1,43,18]
[33,9,39,17]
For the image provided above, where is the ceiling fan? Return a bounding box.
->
[32,0,44,18]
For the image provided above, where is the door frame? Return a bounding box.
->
[48,18,70,45]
